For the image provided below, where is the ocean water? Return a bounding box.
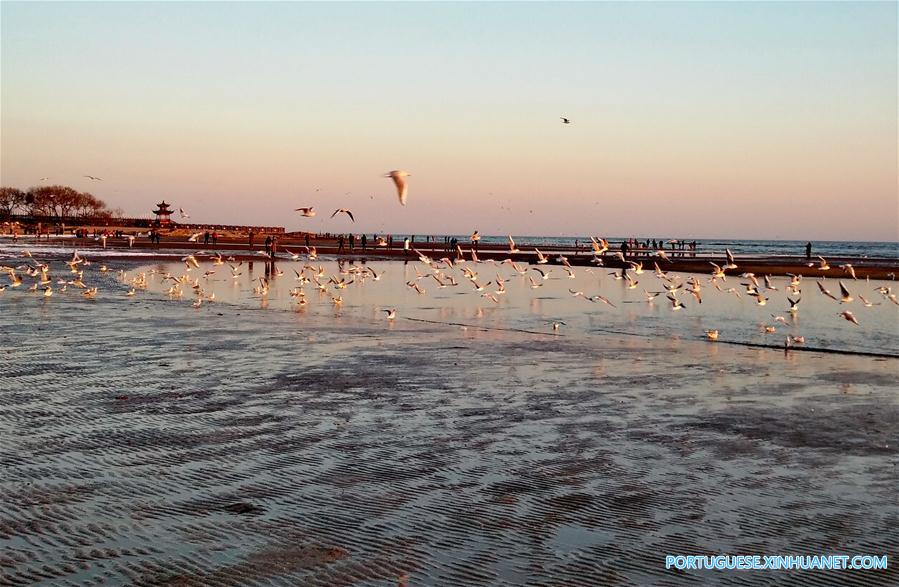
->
[433,236,899,259]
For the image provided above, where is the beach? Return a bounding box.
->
[1,244,897,586]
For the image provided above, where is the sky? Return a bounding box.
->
[1,1,896,240]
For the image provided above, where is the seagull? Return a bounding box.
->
[587,293,616,307]
[295,207,316,217]
[839,263,857,279]
[812,255,830,271]
[724,249,738,270]
[667,294,686,310]
[331,208,355,222]
[383,309,397,320]
[839,310,859,325]
[385,170,410,205]
[560,116,572,124]
[750,291,768,306]
[531,267,551,280]
[591,237,609,255]
[179,208,190,219]
[858,295,879,307]
[507,235,520,254]
[817,281,838,301]
[705,329,719,341]
[534,248,549,264]
[787,297,801,314]
[84,175,103,181]
[838,281,853,304]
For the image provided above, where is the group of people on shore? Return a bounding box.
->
[612,238,699,259]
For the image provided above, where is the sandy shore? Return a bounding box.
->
[1,250,897,585]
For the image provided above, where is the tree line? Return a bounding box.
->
[0,185,122,222]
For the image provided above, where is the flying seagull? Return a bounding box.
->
[84,175,103,181]
[295,207,316,217]
[179,208,190,219]
[560,117,572,124]
[331,208,355,222]
[385,170,410,206]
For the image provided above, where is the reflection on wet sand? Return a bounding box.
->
[1,253,897,585]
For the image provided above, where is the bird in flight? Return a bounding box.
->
[839,310,859,325]
[560,116,572,124]
[385,170,411,206]
[295,207,316,217]
[331,208,355,222]
[179,208,190,219]
[84,175,103,181]
[838,281,854,304]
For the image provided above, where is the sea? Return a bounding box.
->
[434,236,899,259]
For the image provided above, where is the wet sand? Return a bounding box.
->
[1,253,898,586]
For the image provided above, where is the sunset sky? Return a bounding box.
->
[2,2,896,240]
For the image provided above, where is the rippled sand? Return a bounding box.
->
[1,255,897,586]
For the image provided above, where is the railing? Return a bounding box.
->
[176,223,285,233]
[1,214,284,233]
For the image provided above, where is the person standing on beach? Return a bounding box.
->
[620,240,628,259]
[361,234,367,251]
[349,233,356,251]
[403,237,410,256]
[264,235,272,254]
[248,230,255,249]
[212,231,218,246]
[270,236,277,259]
[805,242,812,259]
[338,234,345,253]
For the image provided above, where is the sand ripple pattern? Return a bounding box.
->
[1,293,897,586]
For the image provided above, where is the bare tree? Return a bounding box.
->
[0,187,26,218]
[12,185,113,221]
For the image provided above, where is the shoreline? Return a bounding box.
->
[4,236,898,279]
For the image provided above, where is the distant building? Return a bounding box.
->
[152,201,175,226]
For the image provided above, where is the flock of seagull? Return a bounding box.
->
[293,170,410,223]
[3,240,897,351]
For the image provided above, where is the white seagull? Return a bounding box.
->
[331,208,355,222]
[385,170,411,205]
